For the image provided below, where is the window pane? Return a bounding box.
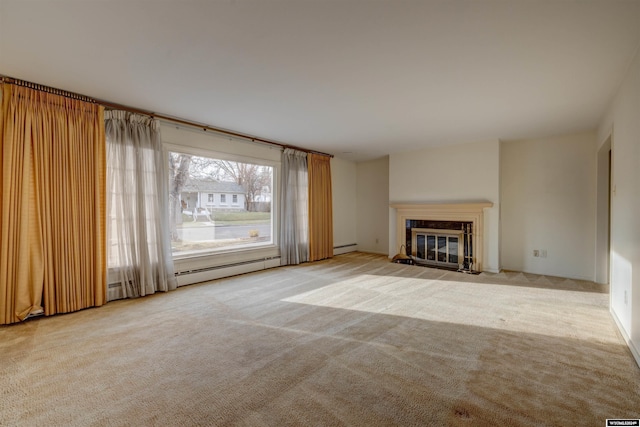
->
[416,234,425,259]
[449,237,458,264]
[168,152,273,256]
[426,235,436,261]
[437,236,447,262]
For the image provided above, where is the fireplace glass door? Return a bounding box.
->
[414,233,460,268]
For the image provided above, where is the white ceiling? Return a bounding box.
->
[1,1,639,161]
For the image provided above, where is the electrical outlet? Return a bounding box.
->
[533,250,539,257]
[624,290,628,305]
[375,238,379,244]
[541,250,547,258]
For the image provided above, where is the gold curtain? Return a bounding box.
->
[307,153,333,262]
[0,83,106,325]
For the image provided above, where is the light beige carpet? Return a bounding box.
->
[1,252,639,426]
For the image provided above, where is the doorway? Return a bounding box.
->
[595,136,612,285]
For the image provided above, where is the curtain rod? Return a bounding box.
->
[0,75,333,158]
[0,75,97,103]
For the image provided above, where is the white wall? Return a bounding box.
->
[389,140,500,272]
[331,157,358,253]
[356,156,389,255]
[500,132,597,280]
[162,124,282,163]
[598,48,640,365]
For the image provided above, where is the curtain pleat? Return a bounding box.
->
[279,148,309,265]
[0,83,106,325]
[105,110,177,298]
[308,153,333,262]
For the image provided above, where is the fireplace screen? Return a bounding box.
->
[405,220,473,270]
[414,231,461,268]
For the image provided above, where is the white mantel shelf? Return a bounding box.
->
[390,202,493,272]
[390,202,493,212]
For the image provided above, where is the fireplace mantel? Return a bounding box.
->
[390,202,493,272]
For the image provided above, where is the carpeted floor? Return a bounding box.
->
[1,252,639,426]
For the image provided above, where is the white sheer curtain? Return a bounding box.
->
[280,148,309,265]
[105,111,177,298]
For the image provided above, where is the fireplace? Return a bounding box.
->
[407,220,472,270]
[391,202,493,272]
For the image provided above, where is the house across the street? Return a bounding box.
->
[181,178,246,212]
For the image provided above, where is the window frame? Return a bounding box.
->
[165,142,279,261]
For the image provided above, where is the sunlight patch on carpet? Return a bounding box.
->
[281,274,617,344]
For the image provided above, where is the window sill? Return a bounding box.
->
[172,241,276,261]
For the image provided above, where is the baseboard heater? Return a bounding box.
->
[175,256,281,287]
[175,256,280,276]
[107,256,281,300]
[334,243,357,255]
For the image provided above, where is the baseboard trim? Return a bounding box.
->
[355,250,389,256]
[610,308,640,369]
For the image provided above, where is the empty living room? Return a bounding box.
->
[1,1,640,426]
